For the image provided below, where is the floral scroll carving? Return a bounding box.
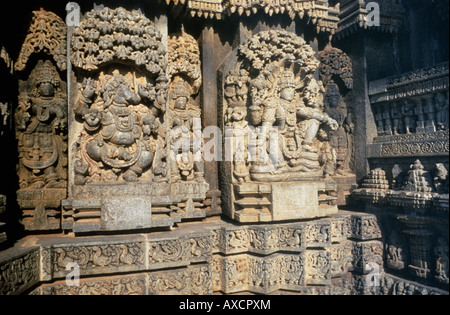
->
[15,9,67,72]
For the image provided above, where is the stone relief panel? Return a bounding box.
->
[369,63,449,159]
[32,264,212,295]
[0,249,40,295]
[385,230,407,271]
[16,60,68,190]
[353,160,448,210]
[221,30,339,222]
[52,242,146,277]
[14,9,68,231]
[434,237,449,285]
[352,272,448,296]
[66,6,208,234]
[0,213,389,295]
[71,7,168,185]
[353,158,448,288]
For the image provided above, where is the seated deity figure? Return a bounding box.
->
[260,70,301,171]
[297,75,339,153]
[258,70,338,174]
[75,71,163,183]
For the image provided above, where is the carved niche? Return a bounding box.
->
[318,46,355,205]
[167,31,204,183]
[66,7,208,234]
[14,9,68,231]
[221,30,338,223]
[71,7,168,186]
[385,231,407,271]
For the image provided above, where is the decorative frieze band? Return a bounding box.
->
[368,63,449,159]
[39,233,213,280]
[375,139,449,157]
[351,272,449,296]
[32,264,212,295]
[213,251,331,294]
[0,213,387,294]
[335,0,404,40]
[159,0,339,34]
[0,248,40,295]
[210,219,333,255]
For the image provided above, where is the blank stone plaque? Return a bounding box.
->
[101,196,152,231]
[271,182,319,221]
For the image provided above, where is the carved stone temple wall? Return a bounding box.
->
[0,0,448,296]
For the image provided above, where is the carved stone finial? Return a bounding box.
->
[403,160,434,193]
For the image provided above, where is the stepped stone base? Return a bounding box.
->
[1,210,447,295]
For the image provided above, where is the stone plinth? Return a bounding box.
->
[2,210,447,295]
[64,182,209,234]
[332,174,357,205]
[224,180,338,223]
[17,188,66,231]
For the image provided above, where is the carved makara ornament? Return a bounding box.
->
[16,60,68,189]
[224,30,339,182]
[72,7,168,184]
[167,32,204,182]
